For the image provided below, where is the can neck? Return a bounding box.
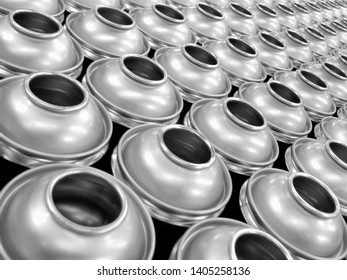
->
[9,10,63,39]
[259,32,285,50]
[222,98,266,132]
[120,55,168,85]
[47,169,128,235]
[25,72,88,113]
[95,6,135,30]
[182,44,219,69]
[256,3,278,18]
[267,81,302,107]
[153,4,185,24]
[298,69,328,91]
[226,36,258,58]
[229,3,253,18]
[285,29,309,46]
[196,3,224,21]
[319,23,338,36]
[229,229,292,260]
[288,172,340,219]
[305,26,326,41]
[326,140,347,170]
[276,3,295,15]
[158,125,216,170]
[322,62,347,81]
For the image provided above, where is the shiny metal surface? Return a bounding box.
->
[329,20,347,46]
[299,26,330,58]
[64,0,123,13]
[301,62,347,107]
[292,2,312,27]
[317,0,334,21]
[124,0,164,9]
[314,116,347,145]
[317,22,341,50]
[129,4,196,49]
[111,124,232,226]
[0,10,83,78]
[203,37,266,86]
[184,97,279,175]
[66,7,149,60]
[231,0,255,9]
[337,102,347,117]
[306,1,325,23]
[340,17,347,29]
[274,3,298,30]
[84,55,182,127]
[182,3,229,43]
[170,218,293,260]
[328,1,342,19]
[0,164,155,259]
[251,3,281,33]
[0,73,112,167]
[220,3,259,37]
[274,69,336,122]
[286,138,347,216]
[277,29,315,67]
[320,49,347,75]
[0,0,65,22]
[165,0,198,10]
[338,0,347,17]
[338,0,347,16]
[201,0,229,8]
[244,32,293,76]
[237,81,312,143]
[256,0,275,5]
[154,44,231,102]
[240,168,347,259]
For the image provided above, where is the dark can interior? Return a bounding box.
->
[13,11,60,34]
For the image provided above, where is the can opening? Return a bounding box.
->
[329,141,347,166]
[29,75,85,107]
[293,2,309,13]
[260,33,285,49]
[341,55,347,64]
[318,1,331,9]
[287,30,309,45]
[228,38,256,56]
[269,82,301,104]
[320,23,337,35]
[163,128,212,164]
[155,4,184,21]
[184,45,218,66]
[300,70,328,90]
[97,7,134,26]
[332,21,347,31]
[307,2,321,11]
[306,27,325,40]
[198,3,223,19]
[13,11,60,34]
[324,63,347,79]
[226,100,265,127]
[258,3,277,16]
[278,3,295,14]
[123,56,165,81]
[52,173,123,227]
[230,3,252,17]
[292,176,336,214]
[235,233,287,260]
[329,1,340,8]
